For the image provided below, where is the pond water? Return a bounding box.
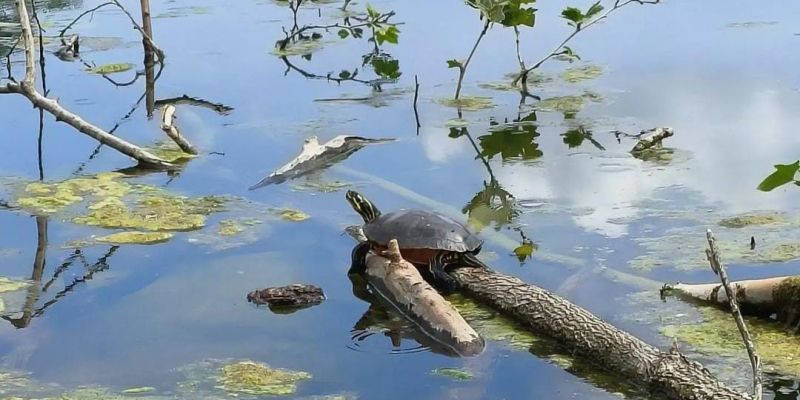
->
[1,0,800,398]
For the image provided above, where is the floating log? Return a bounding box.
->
[448,266,751,400]
[249,135,394,189]
[666,275,800,328]
[364,239,485,357]
[247,284,325,314]
[631,127,674,153]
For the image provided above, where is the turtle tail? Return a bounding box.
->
[459,252,490,270]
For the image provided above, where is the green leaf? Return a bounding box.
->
[469,0,506,23]
[501,6,536,27]
[479,112,542,160]
[371,57,401,79]
[585,1,604,19]
[375,26,399,45]
[366,3,380,18]
[757,161,800,191]
[352,28,364,38]
[447,59,463,69]
[338,70,352,79]
[561,7,584,25]
[338,29,349,39]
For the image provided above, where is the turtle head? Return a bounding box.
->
[346,190,381,223]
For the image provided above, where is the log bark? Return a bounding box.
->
[364,239,485,357]
[160,104,198,154]
[667,275,800,328]
[449,266,751,400]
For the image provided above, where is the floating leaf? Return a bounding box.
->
[87,62,134,75]
[338,29,349,39]
[757,161,799,191]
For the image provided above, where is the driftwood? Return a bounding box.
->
[631,127,675,153]
[249,135,394,189]
[448,266,751,399]
[0,0,172,169]
[667,276,800,327]
[364,239,485,357]
[160,105,198,154]
[247,284,325,314]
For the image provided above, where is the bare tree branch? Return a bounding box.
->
[705,229,763,399]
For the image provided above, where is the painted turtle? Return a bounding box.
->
[345,190,489,294]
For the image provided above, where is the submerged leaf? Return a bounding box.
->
[431,367,474,381]
[437,96,495,111]
[277,208,310,222]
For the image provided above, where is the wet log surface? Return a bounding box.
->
[364,240,485,357]
[449,266,751,400]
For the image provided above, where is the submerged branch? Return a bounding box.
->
[705,229,762,399]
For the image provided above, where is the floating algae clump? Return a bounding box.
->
[718,212,785,228]
[216,360,311,396]
[661,306,800,376]
[536,92,602,114]
[430,367,474,381]
[15,172,129,214]
[95,231,174,245]
[73,194,225,231]
[276,208,310,222]
[560,65,603,83]
[447,294,540,350]
[437,96,495,111]
[145,142,197,163]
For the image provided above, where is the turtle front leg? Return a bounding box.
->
[349,241,371,275]
[428,252,460,295]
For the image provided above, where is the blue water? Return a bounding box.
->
[1,0,800,398]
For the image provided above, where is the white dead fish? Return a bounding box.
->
[249,135,394,190]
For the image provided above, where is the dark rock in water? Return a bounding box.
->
[247,284,325,313]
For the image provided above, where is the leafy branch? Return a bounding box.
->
[757,160,800,191]
[512,0,660,91]
[277,5,398,51]
[449,0,536,100]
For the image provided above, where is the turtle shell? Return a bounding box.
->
[363,209,483,253]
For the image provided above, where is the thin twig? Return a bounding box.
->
[58,1,114,37]
[454,19,490,100]
[413,74,420,135]
[705,229,762,399]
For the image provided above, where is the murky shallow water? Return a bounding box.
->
[1,0,800,398]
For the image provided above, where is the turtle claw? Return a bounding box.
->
[429,253,460,295]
